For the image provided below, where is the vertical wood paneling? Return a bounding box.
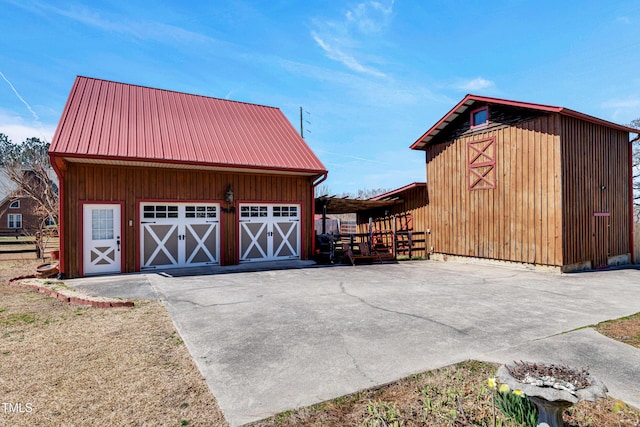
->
[357,185,428,258]
[61,163,315,277]
[425,114,564,266]
[560,116,630,266]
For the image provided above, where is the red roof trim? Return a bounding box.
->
[50,76,327,174]
[370,182,426,200]
[57,153,326,175]
[410,94,639,150]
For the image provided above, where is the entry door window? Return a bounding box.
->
[92,209,114,240]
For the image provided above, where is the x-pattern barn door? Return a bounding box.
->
[239,204,300,262]
[140,203,220,270]
[467,137,496,190]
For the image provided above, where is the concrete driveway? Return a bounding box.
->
[70,261,640,426]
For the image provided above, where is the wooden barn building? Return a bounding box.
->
[410,94,638,271]
[355,182,428,259]
[49,76,327,278]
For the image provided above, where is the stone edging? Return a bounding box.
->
[6,276,135,308]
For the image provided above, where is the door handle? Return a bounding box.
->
[116,236,121,252]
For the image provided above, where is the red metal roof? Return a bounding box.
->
[49,76,327,175]
[411,94,639,150]
[369,182,426,200]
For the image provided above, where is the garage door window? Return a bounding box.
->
[273,206,297,217]
[186,205,217,218]
[241,206,268,217]
[143,205,179,218]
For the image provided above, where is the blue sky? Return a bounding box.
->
[1,1,640,194]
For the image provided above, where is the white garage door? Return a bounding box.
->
[140,203,220,270]
[239,204,300,262]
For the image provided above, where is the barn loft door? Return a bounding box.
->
[467,137,496,190]
[592,213,610,269]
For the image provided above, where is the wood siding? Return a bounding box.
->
[560,117,631,266]
[60,163,315,277]
[425,114,563,266]
[356,185,428,257]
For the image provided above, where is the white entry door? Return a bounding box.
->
[239,204,300,262]
[83,204,122,275]
[140,203,220,270]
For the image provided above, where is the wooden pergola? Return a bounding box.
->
[314,195,401,215]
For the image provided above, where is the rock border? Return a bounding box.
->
[6,276,135,308]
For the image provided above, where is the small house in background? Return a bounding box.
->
[411,94,638,271]
[0,170,58,236]
[49,76,326,278]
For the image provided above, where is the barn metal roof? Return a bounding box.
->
[49,76,327,175]
[410,94,639,150]
[369,182,426,201]
[315,195,402,214]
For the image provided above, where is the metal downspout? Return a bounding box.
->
[629,134,639,264]
[49,154,65,278]
[311,172,328,257]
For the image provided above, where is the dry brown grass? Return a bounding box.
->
[1,259,227,427]
[248,361,640,427]
[2,259,640,427]
[596,313,640,349]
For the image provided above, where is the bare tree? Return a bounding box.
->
[314,183,332,197]
[315,184,392,200]
[0,133,58,258]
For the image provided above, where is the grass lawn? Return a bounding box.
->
[0,260,225,427]
[1,260,639,426]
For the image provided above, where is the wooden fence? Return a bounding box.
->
[315,230,426,264]
[0,236,59,261]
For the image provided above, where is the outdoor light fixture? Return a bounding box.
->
[225,185,234,204]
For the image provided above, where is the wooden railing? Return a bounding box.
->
[315,230,427,264]
[394,231,426,259]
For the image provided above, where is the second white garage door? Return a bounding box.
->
[140,203,220,270]
[239,204,300,262]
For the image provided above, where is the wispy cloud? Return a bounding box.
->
[0,72,54,142]
[0,109,55,143]
[601,97,640,109]
[278,58,448,108]
[311,31,385,77]
[0,71,40,121]
[453,77,495,92]
[600,96,640,124]
[10,1,214,45]
[310,1,394,77]
[346,1,395,34]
